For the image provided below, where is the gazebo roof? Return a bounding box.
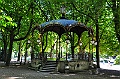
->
[39,19,91,37]
[41,19,77,27]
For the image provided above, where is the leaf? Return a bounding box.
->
[0,0,2,3]
[4,16,13,21]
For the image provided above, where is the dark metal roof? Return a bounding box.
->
[41,19,77,27]
[39,19,91,37]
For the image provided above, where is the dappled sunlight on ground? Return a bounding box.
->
[5,77,23,79]
[0,61,120,79]
[110,75,120,78]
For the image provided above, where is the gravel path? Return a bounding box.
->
[0,62,120,79]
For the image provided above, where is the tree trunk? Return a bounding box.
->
[24,42,27,64]
[17,42,21,61]
[3,41,7,62]
[2,32,8,62]
[95,19,100,68]
[5,33,14,66]
[31,44,34,60]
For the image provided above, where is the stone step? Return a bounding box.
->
[43,64,56,67]
[40,61,57,72]
[40,69,55,72]
[42,67,56,70]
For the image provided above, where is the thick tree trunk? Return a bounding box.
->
[3,41,7,62]
[5,33,14,66]
[2,32,8,62]
[96,19,100,68]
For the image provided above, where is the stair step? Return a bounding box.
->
[40,69,55,72]
[40,61,57,72]
[42,67,56,70]
[43,64,56,67]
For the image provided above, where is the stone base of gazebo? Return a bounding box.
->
[68,59,89,72]
[57,59,96,73]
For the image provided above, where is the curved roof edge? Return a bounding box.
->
[33,19,93,37]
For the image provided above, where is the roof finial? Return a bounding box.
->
[60,5,66,19]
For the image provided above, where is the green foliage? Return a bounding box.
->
[115,55,120,65]
[0,9,17,28]
[0,15,17,28]
[0,0,120,61]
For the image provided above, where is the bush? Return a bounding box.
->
[115,55,120,65]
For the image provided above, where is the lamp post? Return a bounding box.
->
[91,40,97,61]
[94,41,97,46]
[28,40,31,44]
[91,40,94,61]
[79,42,82,53]
[37,38,41,44]
[80,42,82,46]
[37,38,41,59]
[61,47,62,58]
[80,42,82,52]
[79,42,82,59]
[60,5,66,19]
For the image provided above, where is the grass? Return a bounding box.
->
[47,58,66,61]
[47,58,56,61]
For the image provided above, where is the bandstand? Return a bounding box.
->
[31,18,97,72]
[30,6,98,73]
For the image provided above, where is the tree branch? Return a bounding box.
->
[14,2,34,41]
[13,16,23,36]
[70,2,95,21]
[48,1,56,20]
[38,3,48,21]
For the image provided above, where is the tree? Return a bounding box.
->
[0,0,34,66]
[0,0,119,66]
